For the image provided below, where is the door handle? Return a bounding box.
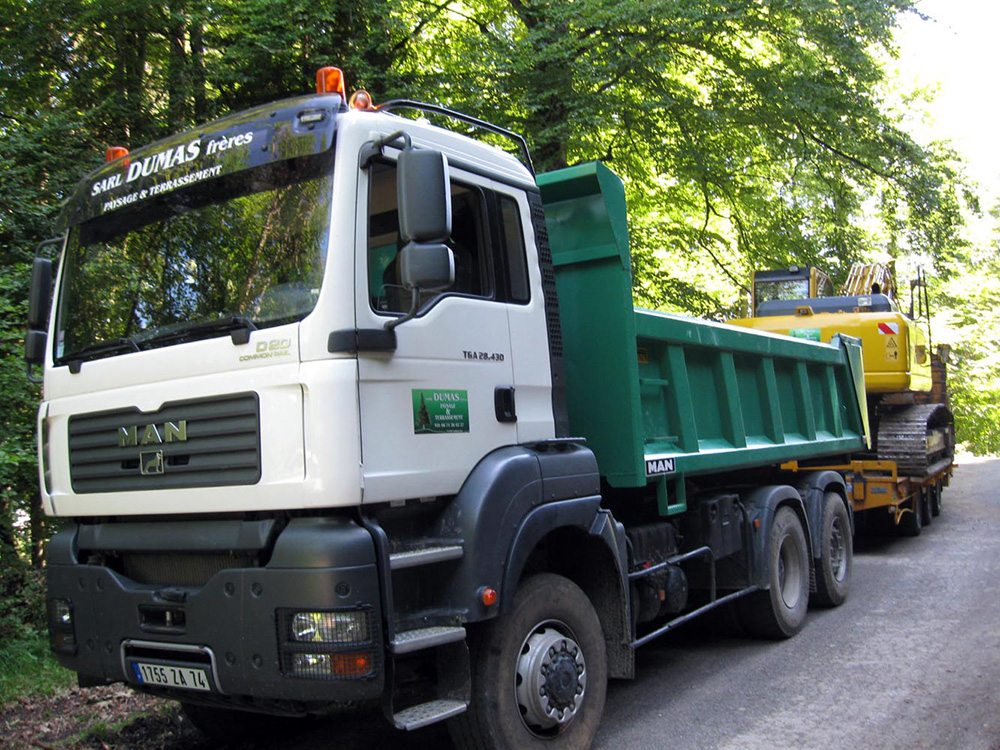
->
[494,386,517,423]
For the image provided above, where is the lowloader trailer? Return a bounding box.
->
[30,67,868,750]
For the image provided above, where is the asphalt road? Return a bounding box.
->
[251,456,1000,750]
[592,455,1000,750]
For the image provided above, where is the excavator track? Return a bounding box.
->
[876,403,954,477]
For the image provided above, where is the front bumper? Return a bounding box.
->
[46,517,384,709]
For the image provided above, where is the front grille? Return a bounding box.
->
[122,552,258,586]
[68,392,261,493]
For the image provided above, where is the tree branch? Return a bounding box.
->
[796,123,888,180]
[395,0,459,55]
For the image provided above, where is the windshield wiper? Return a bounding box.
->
[138,315,259,349]
[61,337,140,372]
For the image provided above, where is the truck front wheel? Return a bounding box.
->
[449,573,607,750]
[739,506,810,638]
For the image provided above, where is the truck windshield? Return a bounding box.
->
[55,160,334,363]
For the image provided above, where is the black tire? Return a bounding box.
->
[449,573,607,750]
[920,486,932,527]
[897,493,922,537]
[811,493,853,608]
[931,479,942,517]
[181,702,309,744]
[738,506,810,639]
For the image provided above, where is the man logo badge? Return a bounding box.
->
[140,450,165,475]
[119,420,187,448]
[645,457,676,476]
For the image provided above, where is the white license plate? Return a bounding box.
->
[131,661,211,692]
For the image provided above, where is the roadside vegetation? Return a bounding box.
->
[0,561,72,708]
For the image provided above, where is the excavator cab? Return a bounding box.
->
[751,265,833,314]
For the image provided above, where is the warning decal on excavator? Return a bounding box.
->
[877,322,899,335]
[885,336,899,361]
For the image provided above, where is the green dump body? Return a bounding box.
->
[537,162,868,515]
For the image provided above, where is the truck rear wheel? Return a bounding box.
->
[811,493,852,608]
[739,506,809,638]
[931,479,943,517]
[449,573,607,750]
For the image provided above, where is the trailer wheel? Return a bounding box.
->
[920,486,932,527]
[931,479,943,517]
[739,506,809,638]
[811,493,852,608]
[897,493,922,537]
[449,573,607,750]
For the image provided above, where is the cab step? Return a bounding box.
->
[389,544,463,570]
[390,626,466,655]
[393,699,468,731]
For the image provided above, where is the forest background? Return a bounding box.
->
[1,0,997,701]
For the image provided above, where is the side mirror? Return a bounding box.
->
[397,147,451,243]
[28,257,53,330]
[399,243,455,292]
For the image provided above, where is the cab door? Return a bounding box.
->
[354,156,517,504]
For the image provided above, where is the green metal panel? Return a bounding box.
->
[538,162,644,487]
[537,162,868,510]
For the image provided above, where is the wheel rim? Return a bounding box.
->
[514,620,587,736]
[829,516,848,582]
[777,533,803,609]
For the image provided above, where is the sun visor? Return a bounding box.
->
[57,94,342,232]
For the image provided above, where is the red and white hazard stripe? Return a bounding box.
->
[877,322,899,335]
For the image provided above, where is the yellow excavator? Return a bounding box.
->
[729,262,954,535]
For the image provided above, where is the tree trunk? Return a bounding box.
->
[167,1,190,129]
[30,496,44,567]
[189,1,208,120]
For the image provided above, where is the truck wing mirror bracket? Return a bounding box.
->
[385,243,456,331]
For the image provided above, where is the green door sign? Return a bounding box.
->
[412,389,470,434]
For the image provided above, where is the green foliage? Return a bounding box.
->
[0,630,74,707]
[0,560,72,706]
[935,238,1000,455]
[402,0,971,306]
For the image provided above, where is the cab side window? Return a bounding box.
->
[497,194,530,304]
[368,161,491,313]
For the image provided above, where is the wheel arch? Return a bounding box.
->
[432,442,601,625]
[502,503,634,680]
[793,470,854,553]
[743,484,811,590]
